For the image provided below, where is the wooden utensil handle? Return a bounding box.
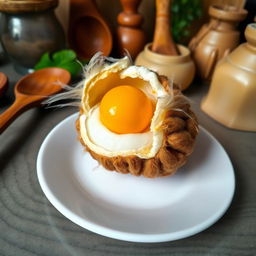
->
[0,100,27,134]
[69,0,99,21]
[156,0,170,16]
[118,0,143,27]
[151,0,179,55]
[120,0,141,13]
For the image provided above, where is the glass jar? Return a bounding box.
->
[0,1,65,74]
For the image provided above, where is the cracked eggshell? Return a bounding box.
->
[79,56,174,159]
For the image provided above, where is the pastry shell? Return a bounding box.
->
[76,75,198,178]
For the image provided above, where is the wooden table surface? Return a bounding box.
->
[0,62,256,256]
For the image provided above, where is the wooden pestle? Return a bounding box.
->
[151,0,179,55]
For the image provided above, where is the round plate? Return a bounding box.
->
[37,113,235,243]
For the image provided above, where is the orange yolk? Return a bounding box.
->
[99,85,154,134]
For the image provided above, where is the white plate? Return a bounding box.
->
[37,113,235,243]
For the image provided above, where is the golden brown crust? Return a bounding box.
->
[76,75,198,178]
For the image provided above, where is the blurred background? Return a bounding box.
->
[55,0,256,45]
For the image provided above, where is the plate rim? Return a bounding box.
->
[37,113,235,243]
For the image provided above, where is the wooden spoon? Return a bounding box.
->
[151,0,179,55]
[0,67,71,134]
[68,0,112,60]
[0,72,8,97]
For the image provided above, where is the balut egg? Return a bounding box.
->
[74,54,198,178]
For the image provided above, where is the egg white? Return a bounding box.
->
[80,105,153,153]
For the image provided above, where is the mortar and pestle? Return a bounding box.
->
[189,3,247,80]
[135,0,195,91]
[68,0,112,60]
[201,23,256,132]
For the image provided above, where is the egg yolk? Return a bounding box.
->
[99,85,154,134]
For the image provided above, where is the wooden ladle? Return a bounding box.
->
[151,0,179,55]
[68,0,112,60]
[0,68,71,134]
[0,72,8,97]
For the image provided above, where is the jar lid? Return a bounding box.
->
[209,5,247,22]
[228,23,256,73]
[0,0,58,13]
[245,23,256,47]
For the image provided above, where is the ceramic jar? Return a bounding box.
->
[189,5,247,80]
[0,0,65,74]
[135,43,195,90]
[201,23,256,132]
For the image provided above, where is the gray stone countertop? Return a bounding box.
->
[0,62,256,256]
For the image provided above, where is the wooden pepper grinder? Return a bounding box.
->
[151,0,179,55]
[117,0,146,59]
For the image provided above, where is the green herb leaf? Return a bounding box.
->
[34,49,82,78]
[58,61,82,78]
[52,50,77,65]
[34,53,54,70]
[171,0,203,43]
